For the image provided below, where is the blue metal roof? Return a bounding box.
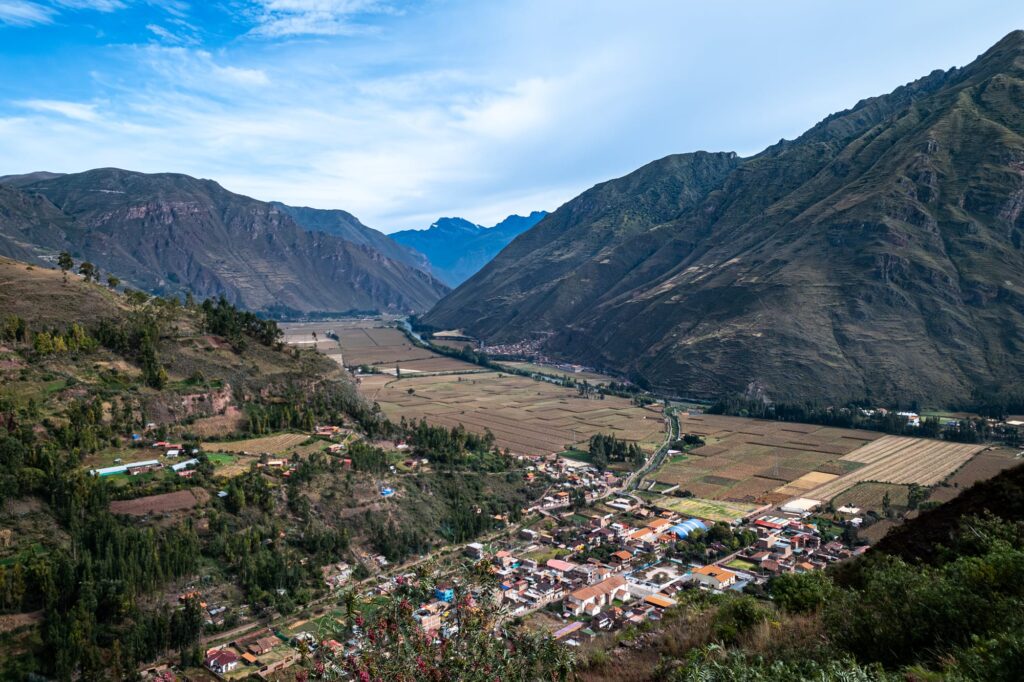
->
[669,518,708,539]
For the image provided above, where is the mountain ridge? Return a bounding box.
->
[269,201,432,274]
[424,30,1024,406]
[0,168,450,314]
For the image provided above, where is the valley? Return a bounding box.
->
[2,15,1024,682]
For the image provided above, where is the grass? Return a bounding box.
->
[524,547,569,563]
[559,449,596,464]
[646,496,761,523]
[726,558,757,571]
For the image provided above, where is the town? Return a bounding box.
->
[178,434,879,680]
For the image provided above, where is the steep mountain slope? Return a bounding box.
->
[270,202,431,273]
[426,31,1024,405]
[0,169,449,314]
[390,211,547,285]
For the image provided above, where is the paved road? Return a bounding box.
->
[626,406,679,493]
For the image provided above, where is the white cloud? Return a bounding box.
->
[0,0,133,28]
[3,0,1024,234]
[16,99,101,122]
[0,0,54,26]
[145,22,200,45]
[247,0,396,37]
[53,0,126,10]
[133,46,270,89]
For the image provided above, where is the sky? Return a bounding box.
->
[1,2,1023,232]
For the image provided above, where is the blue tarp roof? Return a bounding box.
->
[669,518,708,539]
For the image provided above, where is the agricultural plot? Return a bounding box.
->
[801,437,988,502]
[308,324,484,374]
[658,415,992,507]
[109,488,210,516]
[928,447,1022,503]
[653,414,882,503]
[646,495,762,523]
[497,361,620,384]
[359,372,665,456]
[206,433,311,455]
[830,481,910,512]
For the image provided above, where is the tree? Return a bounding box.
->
[907,484,928,510]
[106,275,120,289]
[78,261,97,283]
[57,251,73,283]
[770,571,835,614]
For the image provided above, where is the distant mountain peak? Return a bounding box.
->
[391,211,548,286]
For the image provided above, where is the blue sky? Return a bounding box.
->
[1,1,1023,231]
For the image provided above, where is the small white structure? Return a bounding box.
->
[781,498,821,515]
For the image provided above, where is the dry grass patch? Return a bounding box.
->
[207,433,310,455]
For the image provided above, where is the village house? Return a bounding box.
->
[690,565,739,590]
[566,575,629,615]
[204,649,239,674]
[248,636,279,656]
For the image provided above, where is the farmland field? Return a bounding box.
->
[652,414,883,504]
[924,447,1022,503]
[338,326,478,372]
[802,437,987,501]
[281,318,478,373]
[206,433,311,454]
[645,495,762,523]
[359,371,666,456]
[109,489,210,516]
[496,361,620,384]
[652,414,992,507]
[829,482,910,512]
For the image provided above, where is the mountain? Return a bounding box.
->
[425,31,1024,406]
[390,211,547,285]
[270,202,432,273]
[0,168,449,314]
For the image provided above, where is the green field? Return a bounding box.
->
[558,449,596,464]
[726,558,757,571]
[206,452,238,466]
[646,495,761,523]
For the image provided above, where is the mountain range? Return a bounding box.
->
[0,169,449,315]
[424,31,1024,406]
[390,212,547,286]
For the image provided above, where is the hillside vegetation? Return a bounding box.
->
[0,256,545,680]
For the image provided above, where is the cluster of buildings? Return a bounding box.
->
[441,452,871,648]
[89,440,200,477]
[526,456,623,510]
[202,627,301,679]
